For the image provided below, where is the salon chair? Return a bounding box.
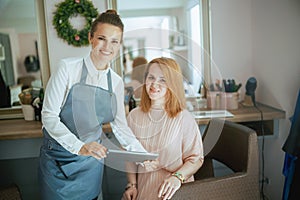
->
[172,118,260,200]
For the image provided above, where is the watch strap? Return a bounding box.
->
[171,172,185,183]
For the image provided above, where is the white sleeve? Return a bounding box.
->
[41,60,84,154]
[110,79,147,152]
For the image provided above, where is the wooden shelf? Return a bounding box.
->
[0,107,24,120]
[0,119,113,140]
[0,119,42,140]
[195,102,285,125]
[195,102,285,136]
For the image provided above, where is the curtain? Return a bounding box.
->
[282,89,300,200]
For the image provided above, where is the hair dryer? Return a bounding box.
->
[243,77,257,106]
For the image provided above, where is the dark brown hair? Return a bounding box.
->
[90,9,124,37]
[131,57,148,83]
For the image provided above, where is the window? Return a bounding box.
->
[189,3,202,93]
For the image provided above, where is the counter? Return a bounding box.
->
[0,102,285,141]
[0,102,285,200]
[195,102,285,125]
[0,119,42,140]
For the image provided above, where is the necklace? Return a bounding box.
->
[147,110,167,123]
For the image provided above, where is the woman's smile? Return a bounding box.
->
[99,49,112,56]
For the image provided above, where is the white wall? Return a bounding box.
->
[252,0,300,199]
[44,0,106,74]
[210,0,253,99]
[211,0,300,199]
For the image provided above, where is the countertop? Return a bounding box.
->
[0,102,285,140]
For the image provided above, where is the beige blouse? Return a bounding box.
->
[127,107,204,200]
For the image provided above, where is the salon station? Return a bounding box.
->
[0,0,298,200]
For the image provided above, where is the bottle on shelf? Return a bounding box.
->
[198,81,207,98]
[129,93,136,111]
[39,88,44,102]
[125,86,136,112]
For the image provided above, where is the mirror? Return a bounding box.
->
[113,0,210,96]
[0,0,50,119]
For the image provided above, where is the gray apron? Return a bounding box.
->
[38,60,117,200]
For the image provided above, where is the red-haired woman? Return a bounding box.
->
[123,57,204,200]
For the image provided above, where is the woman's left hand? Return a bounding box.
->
[158,176,181,200]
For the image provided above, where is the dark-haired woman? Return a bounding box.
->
[38,10,146,200]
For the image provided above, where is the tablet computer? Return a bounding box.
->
[107,149,158,162]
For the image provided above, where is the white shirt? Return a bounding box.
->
[42,55,146,154]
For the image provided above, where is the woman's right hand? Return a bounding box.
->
[142,159,160,172]
[122,187,138,200]
[78,142,107,159]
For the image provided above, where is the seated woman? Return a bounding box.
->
[123,57,204,200]
[125,56,148,98]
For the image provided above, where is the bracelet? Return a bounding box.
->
[125,183,137,191]
[171,172,185,183]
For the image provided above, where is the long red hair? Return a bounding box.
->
[140,57,186,118]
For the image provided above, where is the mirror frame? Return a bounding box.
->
[35,0,50,88]
[201,0,211,85]
[0,0,50,120]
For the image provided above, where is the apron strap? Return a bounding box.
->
[80,59,113,93]
[80,60,88,83]
[107,70,112,93]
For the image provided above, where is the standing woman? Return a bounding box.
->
[123,57,204,200]
[38,10,146,200]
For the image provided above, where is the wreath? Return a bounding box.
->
[53,0,98,47]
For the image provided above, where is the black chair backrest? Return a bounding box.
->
[202,119,255,172]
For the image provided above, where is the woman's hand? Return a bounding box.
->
[122,187,138,200]
[142,159,159,172]
[78,142,107,159]
[158,176,181,200]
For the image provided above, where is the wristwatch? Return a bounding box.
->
[171,172,185,183]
